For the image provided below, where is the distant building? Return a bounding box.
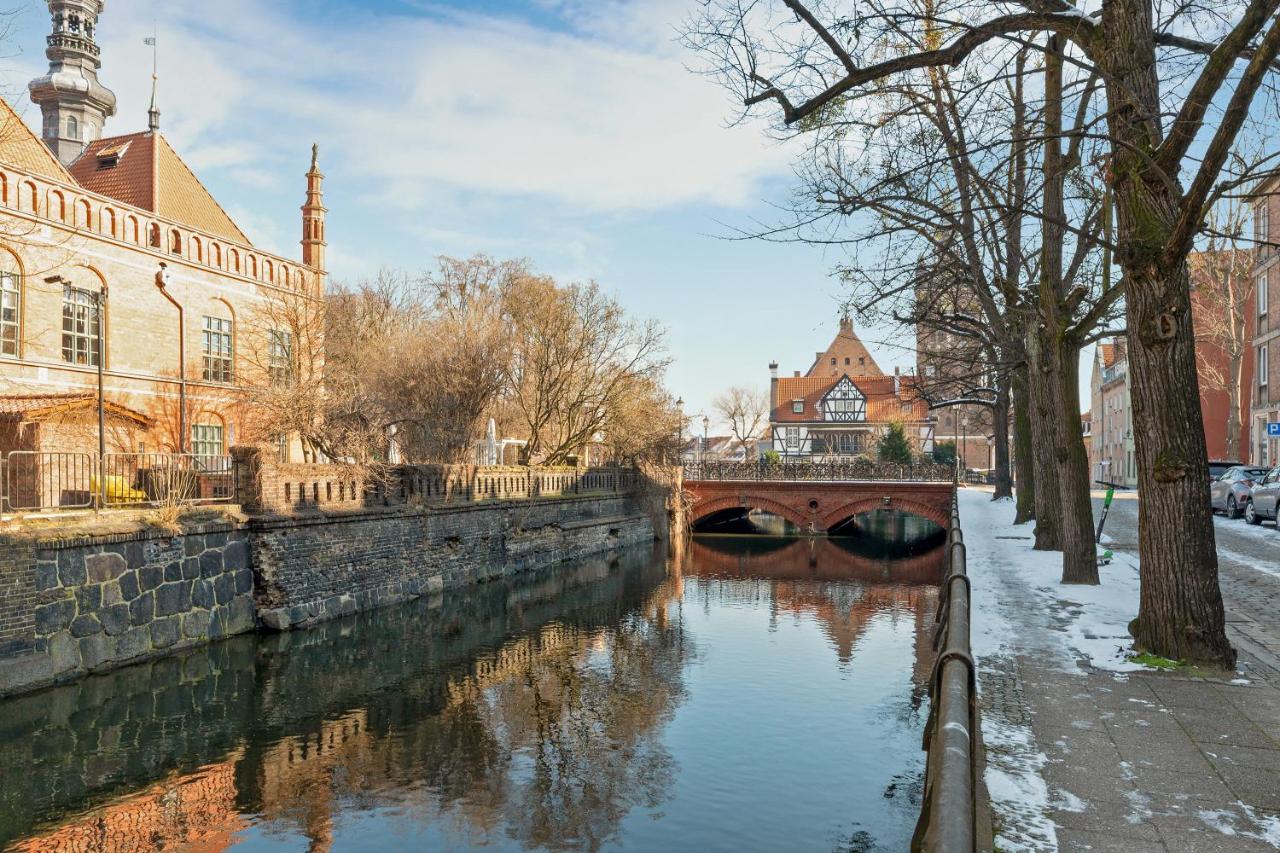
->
[1250,177,1280,466]
[767,315,932,460]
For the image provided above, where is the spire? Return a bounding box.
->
[146,29,160,132]
[302,143,327,275]
[28,1,117,165]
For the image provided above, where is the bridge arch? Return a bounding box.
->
[820,497,950,531]
[691,494,811,531]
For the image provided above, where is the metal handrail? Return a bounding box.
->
[912,490,977,852]
[1,452,234,512]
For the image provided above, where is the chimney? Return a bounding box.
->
[839,312,853,334]
[793,370,800,378]
[769,361,779,412]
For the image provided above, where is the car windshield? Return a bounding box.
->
[1209,463,1240,477]
[1243,468,1270,478]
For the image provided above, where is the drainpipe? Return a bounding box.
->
[154,262,187,453]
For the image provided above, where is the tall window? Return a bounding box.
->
[191,423,224,461]
[65,115,78,140]
[1257,202,1270,247]
[61,285,100,366]
[0,271,19,356]
[1260,343,1269,388]
[1260,271,1270,315]
[202,315,233,382]
[268,328,293,385]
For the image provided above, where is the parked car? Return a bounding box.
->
[1208,460,1244,485]
[1210,466,1271,518]
[1245,465,1280,525]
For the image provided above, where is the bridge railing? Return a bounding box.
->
[912,492,977,852]
[684,460,955,482]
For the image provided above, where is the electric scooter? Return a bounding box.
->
[1094,480,1129,565]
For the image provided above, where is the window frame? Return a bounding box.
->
[201,315,234,384]
[792,399,804,414]
[191,422,225,461]
[1260,271,1270,315]
[61,284,101,367]
[0,270,20,357]
[1261,343,1270,388]
[268,328,293,386]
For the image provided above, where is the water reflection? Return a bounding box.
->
[0,537,939,852]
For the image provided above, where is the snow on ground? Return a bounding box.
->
[961,489,1142,674]
[1212,515,1280,580]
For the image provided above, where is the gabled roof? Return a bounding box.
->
[68,131,251,245]
[807,317,884,378]
[773,373,923,423]
[0,98,77,184]
[0,393,152,427]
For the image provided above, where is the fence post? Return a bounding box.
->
[230,446,266,513]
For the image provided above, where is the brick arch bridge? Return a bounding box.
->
[685,462,955,534]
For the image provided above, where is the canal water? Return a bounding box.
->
[0,512,943,852]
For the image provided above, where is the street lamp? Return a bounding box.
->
[154,262,187,453]
[675,397,684,462]
[702,415,710,464]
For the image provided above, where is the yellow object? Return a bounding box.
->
[90,475,149,504]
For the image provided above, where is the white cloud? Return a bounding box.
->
[94,0,790,214]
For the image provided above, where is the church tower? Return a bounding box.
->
[301,144,326,274]
[28,1,117,166]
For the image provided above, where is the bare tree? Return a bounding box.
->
[713,386,769,460]
[507,278,670,466]
[683,0,1280,665]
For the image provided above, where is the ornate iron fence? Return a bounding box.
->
[912,493,977,852]
[685,460,955,482]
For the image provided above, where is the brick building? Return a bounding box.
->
[767,315,934,460]
[1251,175,1280,466]
[0,1,326,468]
[1089,252,1255,485]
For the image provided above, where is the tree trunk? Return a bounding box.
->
[991,379,1013,500]
[1012,359,1036,524]
[1055,336,1098,584]
[1102,0,1234,667]
[1026,325,1062,550]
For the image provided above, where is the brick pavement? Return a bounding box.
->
[973,491,1280,851]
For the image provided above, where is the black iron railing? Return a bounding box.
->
[912,492,977,852]
[685,460,955,482]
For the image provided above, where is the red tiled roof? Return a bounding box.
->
[68,131,251,245]
[772,374,927,423]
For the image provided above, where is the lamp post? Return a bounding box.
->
[675,397,684,464]
[154,262,187,453]
[961,413,968,474]
[702,415,710,464]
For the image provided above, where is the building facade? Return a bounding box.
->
[768,315,933,460]
[1251,175,1280,467]
[0,2,326,466]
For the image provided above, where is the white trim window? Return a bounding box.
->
[61,285,100,366]
[785,427,800,449]
[191,423,224,461]
[1257,201,1271,247]
[792,399,804,414]
[0,271,19,357]
[1260,271,1270,315]
[1260,343,1269,388]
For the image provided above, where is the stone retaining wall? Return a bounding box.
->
[250,494,654,631]
[0,522,255,696]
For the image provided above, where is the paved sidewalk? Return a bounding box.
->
[963,488,1280,851]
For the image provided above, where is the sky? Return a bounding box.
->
[0,0,1095,429]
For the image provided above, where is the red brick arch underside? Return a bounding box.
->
[820,497,950,530]
[690,494,812,530]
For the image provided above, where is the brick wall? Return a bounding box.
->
[0,521,255,696]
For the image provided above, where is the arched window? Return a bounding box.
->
[0,173,9,207]
[21,182,36,214]
[48,190,66,222]
[149,223,162,249]
[66,115,79,140]
[279,263,290,287]
[247,255,258,278]
[191,415,227,462]
[191,235,203,263]
[228,248,240,273]
[125,215,139,244]
[0,267,20,357]
[169,229,182,254]
[101,207,116,238]
[76,199,91,229]
[263,259,274,284]
[211,242,222,268]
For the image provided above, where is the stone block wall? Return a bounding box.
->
[0,522,255,696]
[250,494,654,631]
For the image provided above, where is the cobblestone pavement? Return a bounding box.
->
[978,492,1280,851]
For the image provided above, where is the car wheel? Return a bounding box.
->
[1227,496,1240,519]
[1246,500,1260,525]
